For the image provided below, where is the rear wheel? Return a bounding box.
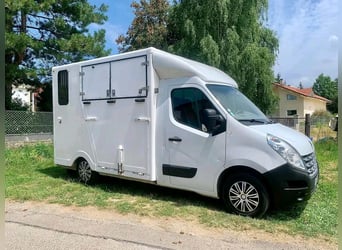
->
[221,173,269,218]
[77,159,96,184]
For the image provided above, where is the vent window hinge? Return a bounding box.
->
[141,61,149,66]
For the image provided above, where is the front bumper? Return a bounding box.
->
[263,163,319,208]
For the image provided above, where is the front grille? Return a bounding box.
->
[302,153,318,176]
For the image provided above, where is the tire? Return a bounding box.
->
[77,159,96,184]
[221,173,269,218]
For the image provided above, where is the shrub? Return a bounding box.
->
[311,110,333,126]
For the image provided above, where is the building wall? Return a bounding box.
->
[273,87,303,117]
[12,85,31,106]
[272,87,280,116]
[272,86,327,117]
[303,97,327,115]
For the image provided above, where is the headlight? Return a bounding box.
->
[267,134,305,170]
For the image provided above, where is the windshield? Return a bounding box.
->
[206,84,270,125]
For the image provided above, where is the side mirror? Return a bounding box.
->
[201,109,226,136]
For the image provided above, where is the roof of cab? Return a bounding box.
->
[148,48,237,87]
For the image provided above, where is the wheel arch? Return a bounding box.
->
[217,166,269,199]
[71,151,96,171]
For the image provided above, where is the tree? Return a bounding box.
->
[116,0,170,52]
[37,82,53,112]
[275,73,281,83]
[5,0,110,110]
[168,0,278,114]
[118,0,279,113]
[313,74,338,114]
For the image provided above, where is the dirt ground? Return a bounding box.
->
[5,200,337,250]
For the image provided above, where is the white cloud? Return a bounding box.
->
[329,35,339,46]
[268,0,338,87]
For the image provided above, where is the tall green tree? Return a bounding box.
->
[5,0,110,110]
[168,0,278,113]
[116,0,169,52]
[313,74,338,114]
[117,0,278,113]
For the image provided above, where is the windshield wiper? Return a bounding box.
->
[238,119,270,124]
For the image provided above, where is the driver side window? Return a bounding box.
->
[171,88,216,132]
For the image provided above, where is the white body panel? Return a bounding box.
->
[53,50,156,181]
[53,47,315,199]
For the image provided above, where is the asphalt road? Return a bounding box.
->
[5,201,336,250]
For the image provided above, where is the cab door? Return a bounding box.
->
[164,86,226,193]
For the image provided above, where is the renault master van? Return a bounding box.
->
[52,47,318,217]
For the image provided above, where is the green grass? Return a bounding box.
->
[5,140,338,243]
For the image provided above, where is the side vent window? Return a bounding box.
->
[58,70,69,105]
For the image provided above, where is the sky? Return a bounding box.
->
[88,0,339,88]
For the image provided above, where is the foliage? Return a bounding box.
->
[37,82,53,112]
[275,73,281,82]
[310,111,335,140]
[312,74,338,114]
[311,110,333,124]
[116,0,170,52]
[5,0,111,110]
[5,140,337,243]
[168,0,278,114]
[118,0,279,114]
[9,97,30,111]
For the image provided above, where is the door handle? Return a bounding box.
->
[168,136,182,142]
[135,117,150,123]
[85,116,97,121]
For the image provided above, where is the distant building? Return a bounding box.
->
[11,84,32,109]
[11,84,43,111]
[272,82,330,117]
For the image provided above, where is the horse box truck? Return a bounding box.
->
[52,47,318,217]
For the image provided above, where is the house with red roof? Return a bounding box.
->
[272,82,330,117]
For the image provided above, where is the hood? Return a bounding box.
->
[250,123,314,156]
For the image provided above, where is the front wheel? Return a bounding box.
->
[221,173,269,218]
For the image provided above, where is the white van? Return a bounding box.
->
[52,47,318,217]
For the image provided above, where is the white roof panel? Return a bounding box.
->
[52,47,238,88]
[149,48,238,87]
